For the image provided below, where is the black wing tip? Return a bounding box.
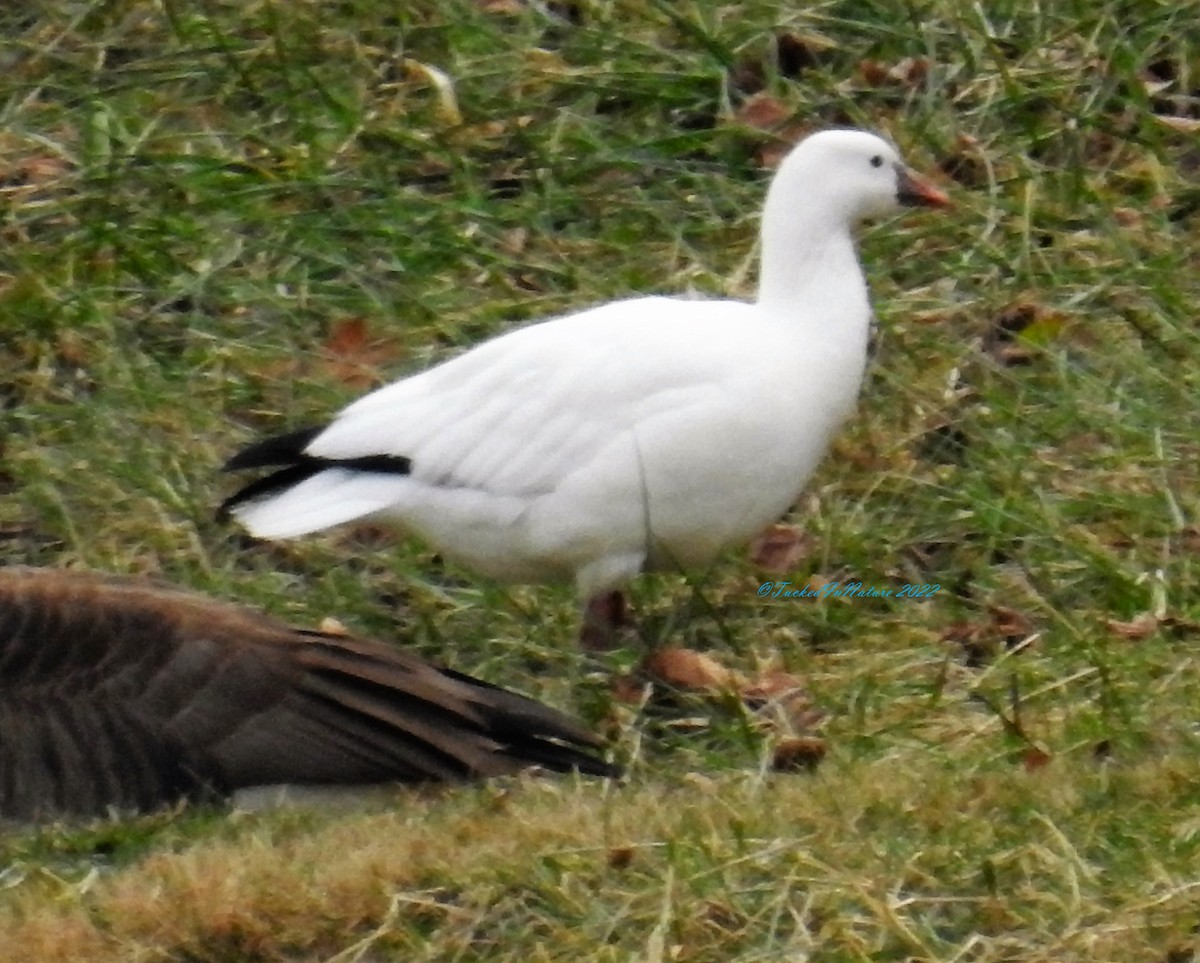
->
[223,425,327,473]
[546,750,623,780]
[216,463,328,520]
[218,423,412,522]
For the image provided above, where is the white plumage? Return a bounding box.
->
[223,129,948,643]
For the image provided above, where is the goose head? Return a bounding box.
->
[757,128,948,311]
[765,128,949,231]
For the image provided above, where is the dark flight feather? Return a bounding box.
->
[0,568,617,821]
[219,425,412,518]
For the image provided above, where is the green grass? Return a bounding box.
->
[1,0,1199,959]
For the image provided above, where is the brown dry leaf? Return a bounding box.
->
[643,647,740,692]
[21,154,71,185]
[897,57,931,85]
[858,59,891,86]
[478,0,525,13]
[741,667,807,703]
[988,605,1035,642]
[741,667,823,734]
[702,899,745,932]
[942,609,1035,666]
[56,331,90,367]
[320,317,403,388]
[734,93,792,131]
[610,673,648,705]
[774,31,836,77]
[772,735,828,772]
[1112,207,1143,228]
[858,56,931,88]
[941,621,985,646]
[606,846,635,870]
[1022,747,1052,771]
[941,620,993,666]
[748,523,812,573]
[1106,611,1160,640]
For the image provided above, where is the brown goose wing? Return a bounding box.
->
[0,568,615,820]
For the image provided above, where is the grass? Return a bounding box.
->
[1,0,1198,959]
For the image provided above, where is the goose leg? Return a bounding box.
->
[580,590,629,651]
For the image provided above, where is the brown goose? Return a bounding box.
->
[0,567,616,821]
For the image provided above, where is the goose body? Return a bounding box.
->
[0,568,615,820]
[223,130,948,639]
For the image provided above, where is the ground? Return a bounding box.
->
[0,1,1198,960]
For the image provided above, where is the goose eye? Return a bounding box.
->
[869,155,883,168]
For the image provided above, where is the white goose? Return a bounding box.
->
[222,129,948,647]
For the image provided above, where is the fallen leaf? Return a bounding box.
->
[741,667,823,733]
[895,56,931,86]
[320,317,403,388]
[942,607,1036,666]
[607,846,635,869]
[1022,747,1052,771]
[702,899,745,932]
[28,154,71,181]
[941,620,992,667]
[740,667,807,703]
[858,56,930,88]
[610,673,649,705]
[988,605,1035,643]
[643,647,739,691]
[55,331,90,368]
[774,31,836,77]
[734,93,792,131]
[1106,612,1159,640]
[1112,207,1143,228]
[772,735,827,772]
[748,523,812,572]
